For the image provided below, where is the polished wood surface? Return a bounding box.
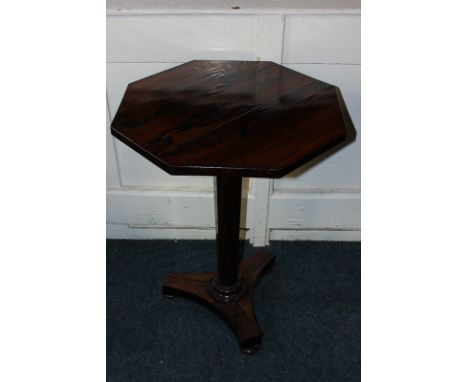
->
[162,248,275,354]
[215,176,242,286]
[111,60,355,178]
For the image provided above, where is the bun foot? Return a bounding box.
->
[162,286,176,299]
[240,339,261,355]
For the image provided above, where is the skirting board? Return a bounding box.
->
[107,224,251,240]
[106,189,360,243]
[106,224,359,242]
[270,229,360,241]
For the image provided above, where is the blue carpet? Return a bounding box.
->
[107,240,360,382]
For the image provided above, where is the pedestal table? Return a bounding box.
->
[111,60,355,354]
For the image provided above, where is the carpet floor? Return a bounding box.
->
[107,240,360,382]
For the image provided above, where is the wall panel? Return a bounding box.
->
[283,15,360,64]
[107,15,257,62]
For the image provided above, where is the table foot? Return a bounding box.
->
[162,249,275,354]
[240,341,261,355]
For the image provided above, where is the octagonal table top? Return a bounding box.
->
[111,60,355,178]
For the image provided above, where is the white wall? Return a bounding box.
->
[106,0,361,245]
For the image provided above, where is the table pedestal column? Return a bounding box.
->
[162,176,275,354]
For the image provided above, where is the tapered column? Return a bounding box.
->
[162,175,275,353]
[215,176,242,286]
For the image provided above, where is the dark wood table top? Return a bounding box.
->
[111,60,355,178]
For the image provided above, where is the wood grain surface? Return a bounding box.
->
[111,60,355,178]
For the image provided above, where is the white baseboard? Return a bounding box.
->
[106,224,359,242]
[270,228,360,241]
[268,191,360,230]
[107,188,253,227]
[107,189,360,243]
[107,224,253,240]
[107,224,215,240]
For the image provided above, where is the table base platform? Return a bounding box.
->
[162,249,275,354]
